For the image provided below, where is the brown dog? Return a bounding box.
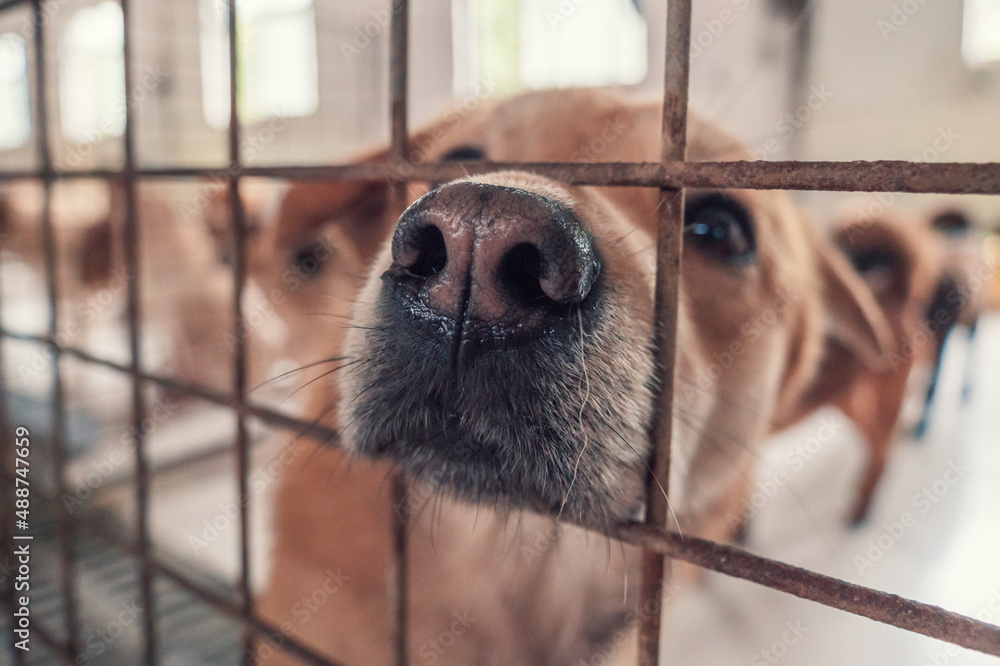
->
[775,211,945,525]
[255,88,890,665]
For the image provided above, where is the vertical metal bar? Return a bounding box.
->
[638,1,692,665]
[389,2,410,665]
[660,0,691,164]
[225,2,254,663]
[119,1,157,662]
[31,0,79,658]
[390,0,409,161]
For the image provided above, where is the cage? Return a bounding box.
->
[2,0,1000,665]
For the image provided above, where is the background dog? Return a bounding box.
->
[773,211,945,525]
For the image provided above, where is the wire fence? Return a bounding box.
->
[1,0,1000,664]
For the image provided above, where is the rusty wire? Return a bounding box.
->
[222,1,256,663]
[638,0,692,663]
[389,2,411,665]
[119,0,158,662]
[2,159,999,193]
[30,0,80,660]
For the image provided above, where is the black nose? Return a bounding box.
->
[386,181,600,338]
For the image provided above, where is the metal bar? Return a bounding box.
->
[73,516,345,666]
[223,2,254,662]
[639,1,692,664]
[390,0,408,163]
[119,1,158,662]
[388,2,410,665]
[31,0,79,657]
[639,187,685,666]
[660,4,691,164]
[3,160,1000,194]
[618,523,1000,657]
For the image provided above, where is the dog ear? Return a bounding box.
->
[774,232,896,428]
[815,236,895,371]
[272,179,392,261]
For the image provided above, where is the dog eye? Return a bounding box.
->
[429,146,486,190]
[291,242,326,279]
[440,145,485,161]
[846,248,894,274]
[684,194,756,263]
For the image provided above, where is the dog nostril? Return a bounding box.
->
[498,238,600,306]
[398,224,448,278]
[498,243,548,304]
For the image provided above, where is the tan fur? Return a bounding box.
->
[254,88,891,665]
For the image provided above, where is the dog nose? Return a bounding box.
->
[388,181,600,333]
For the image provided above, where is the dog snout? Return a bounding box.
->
[388,181,601,334]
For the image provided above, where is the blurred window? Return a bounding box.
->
[200,0,319,129]
[59,1,126,143]
[0,33,31,150]
[456,0,647,95]
[963,0,1000,67]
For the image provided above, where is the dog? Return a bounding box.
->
[771,210,945,524]
[1,180,116,316]
[1,179,283,403]
[255,88,891,665]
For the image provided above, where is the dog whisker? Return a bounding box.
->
[243,354,351,397]
[277,357,368,407]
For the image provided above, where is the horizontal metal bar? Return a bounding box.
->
[617,523,1000,657]
[0,329,337,443]
[1,160,999,194]
[74,516,344,666]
